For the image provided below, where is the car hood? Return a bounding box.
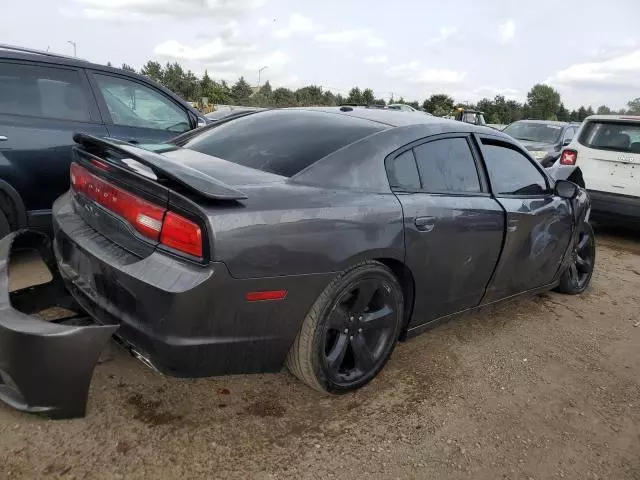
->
[518,141,554,151]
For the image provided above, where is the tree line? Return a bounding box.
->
[112,61,640,124]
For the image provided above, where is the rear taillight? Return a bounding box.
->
[560,149,578,165]
[160,211,203,257]
[70,162,204,258]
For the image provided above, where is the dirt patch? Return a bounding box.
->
[126,393,183,426]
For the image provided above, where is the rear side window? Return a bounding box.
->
[388,150,420,190]
[578,120,640,153]
[0,62,90,121]
[413,138,481,193]
[179,110,385,177]
[481,140,548,195]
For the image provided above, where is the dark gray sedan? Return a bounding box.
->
[0,108,594,417]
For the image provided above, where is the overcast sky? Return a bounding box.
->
[4,0,640,109]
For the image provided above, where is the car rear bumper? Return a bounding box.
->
[52,193,333,378]
[588,190,640,223]
[0,230,117,419]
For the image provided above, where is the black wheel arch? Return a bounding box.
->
[374,257,416,339]
[0,180,27,229]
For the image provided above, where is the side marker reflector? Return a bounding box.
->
[245,290,288,302]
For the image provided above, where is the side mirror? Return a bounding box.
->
[562,138,572,146]
[555,179,578,199]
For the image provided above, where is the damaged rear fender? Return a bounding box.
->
[0,230,118,419]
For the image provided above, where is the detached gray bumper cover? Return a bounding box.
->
[0,230,118,419]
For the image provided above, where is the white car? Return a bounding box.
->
[557,114,640,224]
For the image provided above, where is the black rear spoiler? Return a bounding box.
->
[72,134,248,201]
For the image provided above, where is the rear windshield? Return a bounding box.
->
[503,121,563,144]
[578,120,640,153]
[177,109,385,177]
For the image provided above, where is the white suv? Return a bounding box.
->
[558,115,640,224]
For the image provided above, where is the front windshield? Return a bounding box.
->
[504,122,563,144]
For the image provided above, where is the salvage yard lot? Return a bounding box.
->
[0,228,638,480]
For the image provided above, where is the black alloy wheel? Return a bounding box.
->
[558,222,596,294]
[322,278,399,386]
[286,261,404,393]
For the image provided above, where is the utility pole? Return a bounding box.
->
[258,66,268,88]
[67,40,76,57]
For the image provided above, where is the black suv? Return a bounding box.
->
[0,45,207,237]
[502,120,580,167]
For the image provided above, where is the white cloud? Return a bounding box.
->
[274,13,315,38]
[413,69,466,84]
[363,55,388,64]
[385,61,420,78]
[588,39,637,59]
[498,19,516,44]
[68,0,264,21]
[245,51,290,70]
[153,37,255,62]
[546,50,640,89]
[315,29,386,48]
[424,26,458,47]
[385,62,465,85]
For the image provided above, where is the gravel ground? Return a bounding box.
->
[0,227,638,480]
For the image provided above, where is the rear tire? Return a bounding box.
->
[286,261,404,394]
[557,221,596,294]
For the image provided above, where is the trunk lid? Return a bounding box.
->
[70,134,261,262]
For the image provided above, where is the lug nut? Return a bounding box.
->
[344,328,349,334]
[349,336,353,340]
[358,328,363,333]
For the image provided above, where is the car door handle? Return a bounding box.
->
[415,216,436,232]
[127,139,139,144]
[0,136,7,141]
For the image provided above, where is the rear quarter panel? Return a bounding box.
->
[207,184,405,278]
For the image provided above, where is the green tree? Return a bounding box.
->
[259,80,273,98]
[200,70,214,99]
[210,80,232,104]
[272,87,296,107]
[585,106,595,117]
[596,105,612,115]
[569,109,580,122]
[577,106,588,121]
[322,91,338,106]
[121,63,136,73]
[556,103,570,122]
[230,76,253,105]
[627,98,640,114]
[527,84,561,120]
[371,98,386,106]
[295,85,323,106]
[163,62,186,96]
[505,100,524,123]
[181,70,201,101]
[140,61,164,83]
[489,113,502,124]
[106,61,113,67]
[347,87,363,104]
[423,94,455,116]
[362,88,375,105]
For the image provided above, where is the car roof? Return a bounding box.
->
[295,106,499,132]
[583,114,640,122]
[1,45,173,91]
[0,44,201,116]
[511,119,570,126]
